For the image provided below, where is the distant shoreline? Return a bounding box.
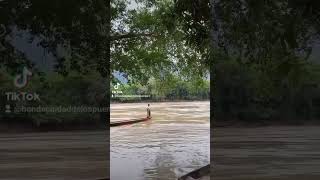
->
[214,119,320,128]
[0,124,105,134]
[0,118,106,134]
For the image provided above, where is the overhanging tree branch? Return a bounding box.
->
[111,32,158,41]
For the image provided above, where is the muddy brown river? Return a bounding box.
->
[3,101,318,180]
[213,126,320,180]
[110,101,210,180]
[0,131,108,180]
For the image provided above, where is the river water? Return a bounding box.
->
[0,131,108,180]
[213,126,320,180]
[110,101,210,180]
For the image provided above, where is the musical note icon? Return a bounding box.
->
[14,67,32,88]
[114,83,120,90]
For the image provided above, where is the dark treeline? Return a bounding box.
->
[214,58,320,123]
[207,0,320,124]
[0,72,107,130]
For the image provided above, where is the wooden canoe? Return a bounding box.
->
[110,117,151,127]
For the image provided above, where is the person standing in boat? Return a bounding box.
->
[147,104,151,118]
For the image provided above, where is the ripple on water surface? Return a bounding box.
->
[110,101,210,180]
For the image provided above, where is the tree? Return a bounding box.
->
[0,0,110,76]
[0,0,111,125]
[111,0,209,83]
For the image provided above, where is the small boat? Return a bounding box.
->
[110,105,152,127]
[178,164,210,180]
[110,117,151,127]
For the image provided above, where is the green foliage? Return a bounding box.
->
[0,71,106,125]
[1,0,110,76]
[111,0,209,83]
[174,0,210,53]
[112,74,209,102]
[214,57,320,122]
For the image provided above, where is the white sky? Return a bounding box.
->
[128,0,138,10]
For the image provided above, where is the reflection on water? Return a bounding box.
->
[110,101,210,180]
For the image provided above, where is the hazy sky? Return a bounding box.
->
[128,0,138,10]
